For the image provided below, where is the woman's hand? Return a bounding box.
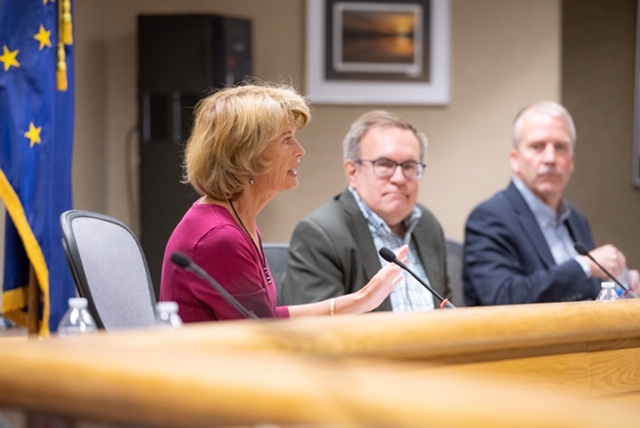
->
[353,245,408,314]
[287,246,408,318]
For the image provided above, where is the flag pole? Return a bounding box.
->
[27,264,40,335]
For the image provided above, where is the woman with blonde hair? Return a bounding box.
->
[161,82,406,321]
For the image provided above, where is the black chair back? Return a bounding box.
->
[263,242,289,305]
[445,238,464,307]
[60,210,157,330]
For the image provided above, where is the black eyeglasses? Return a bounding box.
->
[356,158,426,179]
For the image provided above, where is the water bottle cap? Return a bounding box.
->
[156,301,179,313]
[602,281,615,289]
[68,297,88,308]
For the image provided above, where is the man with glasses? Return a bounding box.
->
[281,110,450,312]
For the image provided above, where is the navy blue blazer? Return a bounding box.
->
[463,181,600,305]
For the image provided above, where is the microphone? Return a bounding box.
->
[573,242,635,298]
[171,252,259,319]
[379,247,455,309]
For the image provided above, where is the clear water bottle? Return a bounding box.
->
[57,297,98,336]
[155,301,183,328]
[596,281,620,302]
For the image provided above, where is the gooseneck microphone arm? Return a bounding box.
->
[378,247,456,309]
[573,242,634,298]
[171,252,259,319]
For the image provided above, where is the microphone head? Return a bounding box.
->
[379,247,398,263]
[574,242,589,256]
[171,252,193,268]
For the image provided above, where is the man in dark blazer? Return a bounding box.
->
[281,110,449,312]
[464,101,639,305]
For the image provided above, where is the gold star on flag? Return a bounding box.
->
[0,45,20,71]
[43,0,56,4]
[25,122,42,147]
[34,25,52,50]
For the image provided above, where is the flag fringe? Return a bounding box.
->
[60,0,73,45]
[0,169,51,336]
[57,0,72,90]
[57,42,67,91]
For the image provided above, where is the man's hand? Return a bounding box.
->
[629,269,640,296]
[583,244,627,280]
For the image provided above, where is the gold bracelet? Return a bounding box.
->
[329,297,336,316]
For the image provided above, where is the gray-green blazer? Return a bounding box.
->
[281,190,450,311]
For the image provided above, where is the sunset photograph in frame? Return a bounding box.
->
[331,2,424,78]
[306,0,450,105]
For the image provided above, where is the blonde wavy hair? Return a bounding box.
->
[184,82,311,201]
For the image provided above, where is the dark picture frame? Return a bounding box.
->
[306,0,450,105]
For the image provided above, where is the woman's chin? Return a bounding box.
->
[285,178,299,191]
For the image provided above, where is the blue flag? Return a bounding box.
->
[0,0,76,335]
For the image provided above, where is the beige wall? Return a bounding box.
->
[0,0,640,306]
[6,1,638,294]
[72,0,560,244]
[0,0,563,295]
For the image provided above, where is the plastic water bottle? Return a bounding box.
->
[155,301,183,328]
[57,297,98,336]
[596,282,619,302]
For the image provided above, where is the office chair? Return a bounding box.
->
[445,238,465,307]
[60,210,157,331]
[263,242,289,304]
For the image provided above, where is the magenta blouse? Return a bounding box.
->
[160,200,290,322]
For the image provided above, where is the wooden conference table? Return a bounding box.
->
[1,299,640,427]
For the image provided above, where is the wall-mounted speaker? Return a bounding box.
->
[137,14,253,295]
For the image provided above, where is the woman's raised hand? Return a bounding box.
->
[356,245,409,313]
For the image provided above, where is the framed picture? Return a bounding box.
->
[305,0,450,105]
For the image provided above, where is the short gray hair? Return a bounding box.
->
[342,110,428,162]
[512,101,576,148]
